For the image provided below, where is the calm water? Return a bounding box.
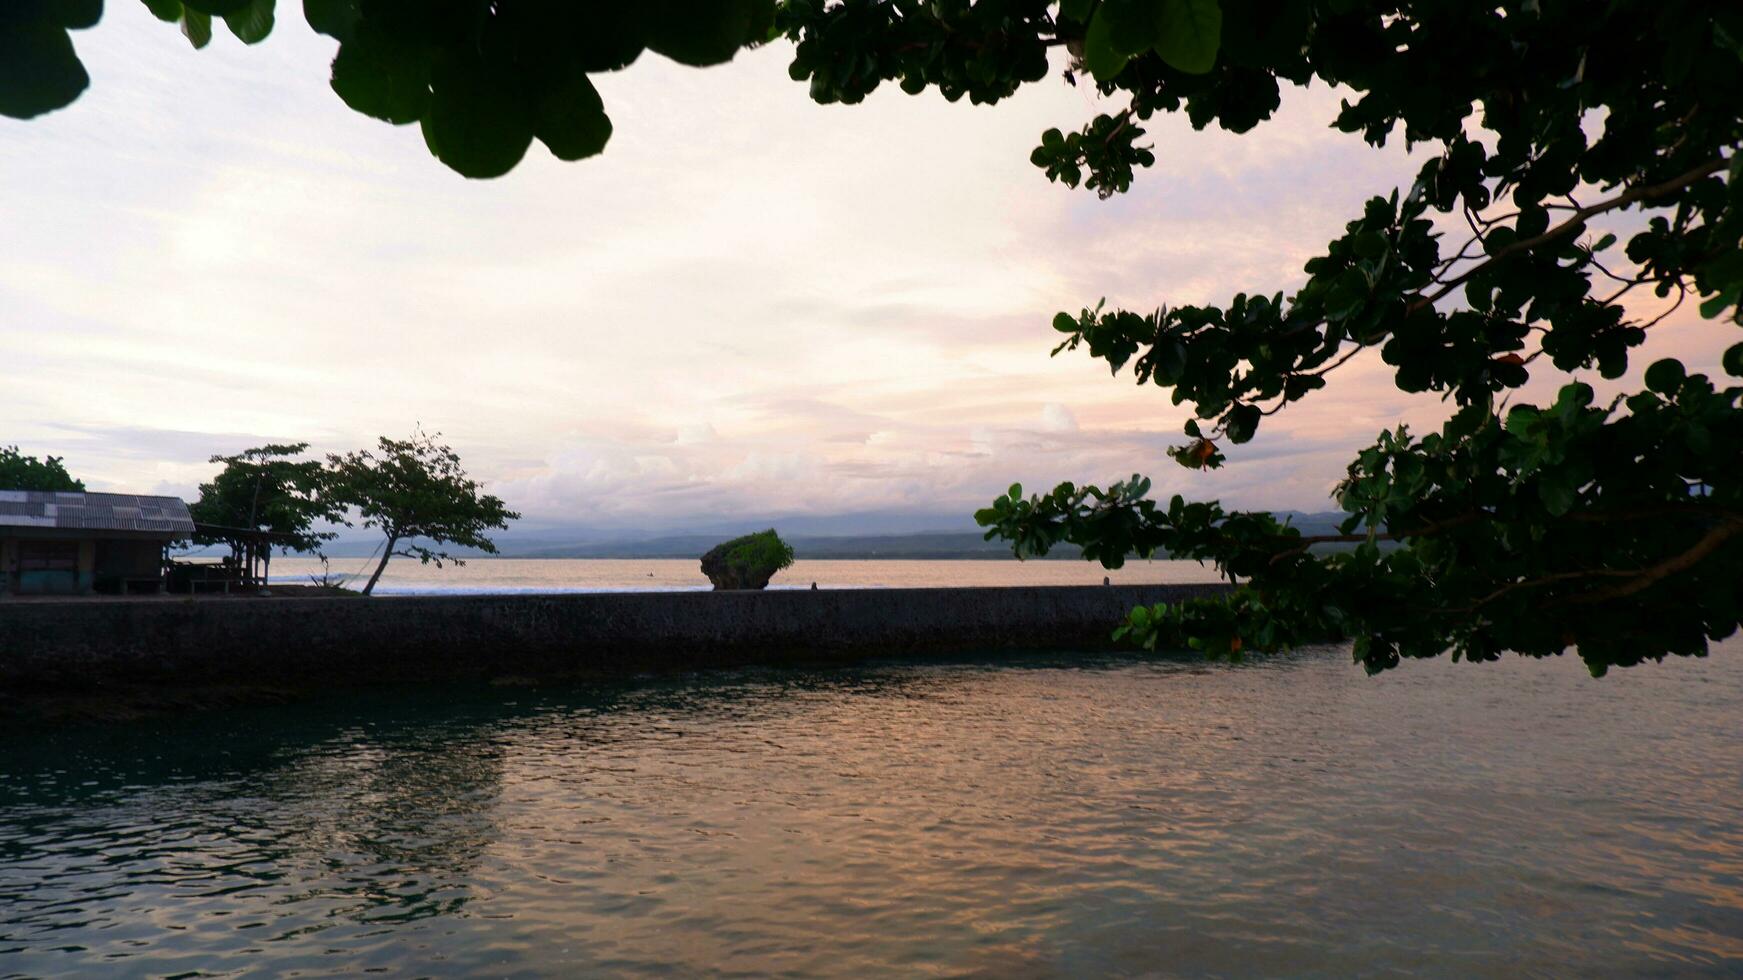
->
[265,557,1219,595]
[3,643,1740,976]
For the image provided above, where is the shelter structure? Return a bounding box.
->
[0,490,194,596]
[181,522,308,593]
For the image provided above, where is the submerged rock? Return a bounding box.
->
[700,529,795,591]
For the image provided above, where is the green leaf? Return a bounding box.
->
[1537,474,1577,517]
[330,31,431,125]
[1153,339,1188,384]
[1325,269,1369,320]
[1082,6,1133,81]
[302,0,357,41]
[0,16,90,119]
[1060,0,1097,23]
[1152,0,1222,75]
[1722,342,1743,378]
[1700,250,1743,289]
[642,0,765,67]
[1592,232,1616,251]
[54,0,103,29]
[421,60,535,179]
[182,0,252,14]
[534,68,612,162]
[562,5,648,73]
[1224,402,1261,443]
[143,0,183,20]
[1643,358,1685,393]
[223,0,274,44]
[181,9,212,48]
[1352,230,1388,260]
[1699,286,1739,320]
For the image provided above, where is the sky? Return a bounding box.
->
[1,7,1730,537]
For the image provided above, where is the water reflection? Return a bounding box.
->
[2,645,1740,976]
[0,704,514,973]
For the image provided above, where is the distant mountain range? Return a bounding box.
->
[524,531,1056,560]
[304,511,1355,560]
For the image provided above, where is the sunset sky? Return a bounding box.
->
[1,6,1728,535]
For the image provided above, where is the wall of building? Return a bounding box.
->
[78,540,95,593]
[0,584,1229,691]
[0,534,176,594]
[95,539,161,579]
[3,537,91,595]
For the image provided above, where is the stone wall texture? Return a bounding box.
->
[0,584,1228,690]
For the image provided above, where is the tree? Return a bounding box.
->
[188,443,344,588]
[0,446,84,492]
[8,2,1741,673]
[327,429,518,596]
[777,0,1742,677]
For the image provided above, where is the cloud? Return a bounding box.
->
[1039,403,1079,433]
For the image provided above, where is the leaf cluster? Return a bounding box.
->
[313,0,778,177]
[326,428,519,567]
[0,446,85,493]
[2,0,779,178]
[979,373,1743,675]
[189,442,346,555]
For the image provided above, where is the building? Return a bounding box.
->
[0,491,195,596]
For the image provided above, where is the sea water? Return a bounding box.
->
[2,641,1739,975]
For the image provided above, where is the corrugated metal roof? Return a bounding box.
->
[0,490,195,535]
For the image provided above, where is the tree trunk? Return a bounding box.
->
[362,536,397,596]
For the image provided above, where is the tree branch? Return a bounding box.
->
[1557,517,1743,606]
[1459,515,1743,609]
[1266,513,1483,563]
[1410,158,1726,312]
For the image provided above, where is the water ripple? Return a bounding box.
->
[2,644,1741,976]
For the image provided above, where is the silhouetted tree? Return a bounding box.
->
[0,446,83,492]
[328,429,518,595]
[190,443,345,588]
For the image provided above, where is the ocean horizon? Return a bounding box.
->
[263,556,1224,596]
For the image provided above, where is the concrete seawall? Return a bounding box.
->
[0,585,1229,691]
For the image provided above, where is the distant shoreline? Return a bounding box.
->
[293,516,1356,562]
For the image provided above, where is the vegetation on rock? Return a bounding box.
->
[700,530,796,590]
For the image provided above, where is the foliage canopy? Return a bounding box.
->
[7,0,1743,671]
[189,443,343,555]
[187,443,344,588]
[0,446,84,493]
[0,0,778,177]
[327,428,518,595]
